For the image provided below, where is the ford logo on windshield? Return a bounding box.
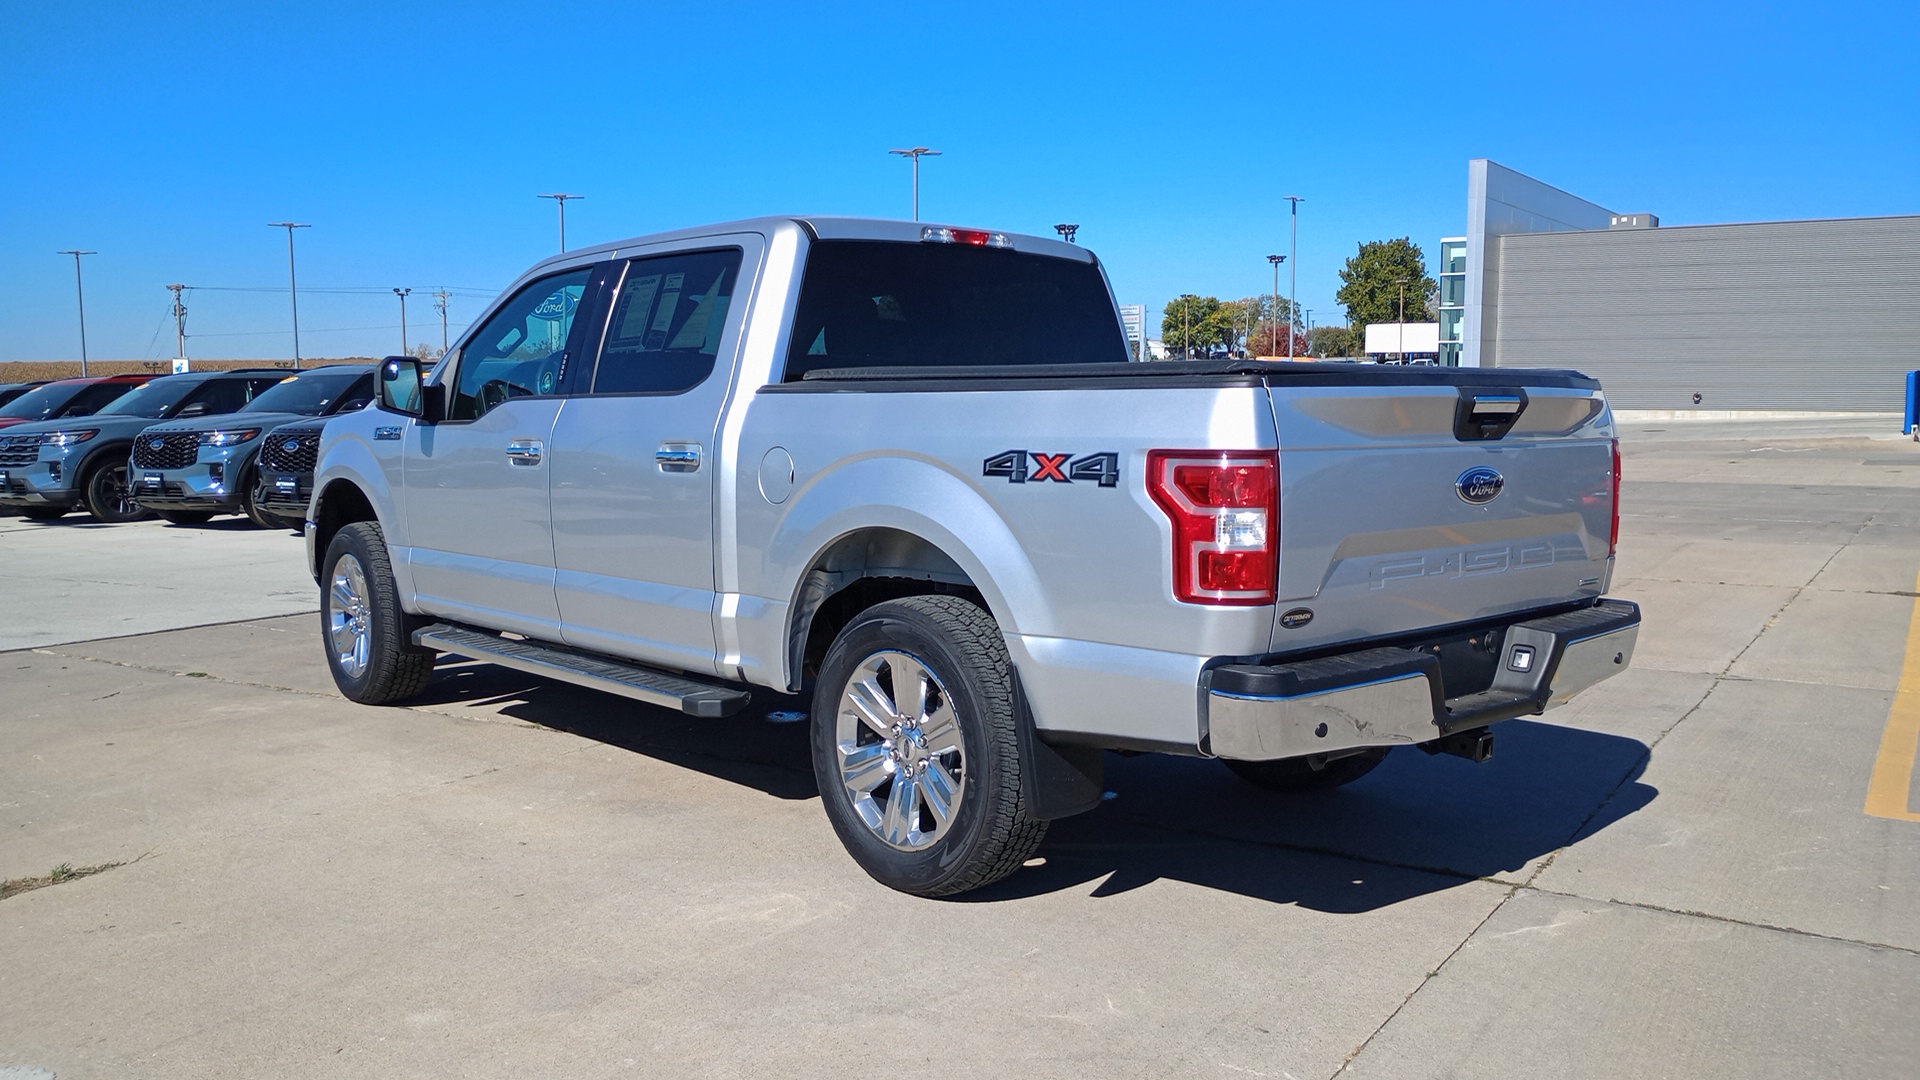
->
[1456,466,1504,504]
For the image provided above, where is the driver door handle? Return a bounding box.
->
[506,439,544,467]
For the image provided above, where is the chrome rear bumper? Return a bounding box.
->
[1205,600,1640,762]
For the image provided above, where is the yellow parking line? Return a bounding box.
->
[1865,570,1920,822]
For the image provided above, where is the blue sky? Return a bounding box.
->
[3,0,1915,362]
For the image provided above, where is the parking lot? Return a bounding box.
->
[3,418,1918,1080]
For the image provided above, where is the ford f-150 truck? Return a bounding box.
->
[306,216,1639,897]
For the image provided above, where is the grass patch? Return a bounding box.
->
[1,859,129,901]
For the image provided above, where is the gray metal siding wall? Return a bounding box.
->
[1491,216,1920,411]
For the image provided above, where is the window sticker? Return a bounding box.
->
[617,275,663,340]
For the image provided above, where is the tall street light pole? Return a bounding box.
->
[433,290,451,354]
[56,250,96,376]
[1396,276,1410,362]
[393,288,412,356]
[1267,255,1285,358]
[888,147,941,221]
[538,193,582,252]
[1283,196,1304,360]
[268,223,310,370]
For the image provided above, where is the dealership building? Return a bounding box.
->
[1444,159,1919,414]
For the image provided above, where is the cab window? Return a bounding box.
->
[450,268,593,421]
[589,249,742,394]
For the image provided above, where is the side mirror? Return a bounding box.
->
[374,355,428,418]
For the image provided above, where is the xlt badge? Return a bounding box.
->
[983,450,1120,487]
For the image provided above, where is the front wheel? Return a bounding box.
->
[810,595,1046,897]
[85,461,152,523]
[320,521,435,704]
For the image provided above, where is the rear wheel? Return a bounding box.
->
[810,595,1046,897]
[84,460,152,523]
[320,520,434,704]
[20,506,66,521]
[1225,749,1390,794]
[155,509,215,525]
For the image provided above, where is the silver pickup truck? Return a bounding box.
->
[305,216,1639,896]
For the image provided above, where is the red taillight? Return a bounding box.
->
[1147,450,1279,606]
[1610,438,1622,557]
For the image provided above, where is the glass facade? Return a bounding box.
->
[1437,237,1466,366]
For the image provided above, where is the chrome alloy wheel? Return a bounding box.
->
[835,651,966,851]
[327,553,373,680]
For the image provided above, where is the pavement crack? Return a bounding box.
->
[1520,885,1920,957]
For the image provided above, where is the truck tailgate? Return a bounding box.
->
[1266,375,1615,653]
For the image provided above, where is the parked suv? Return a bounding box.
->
[132,365,375,527]
[0,369,287,521]
[252,419,329,527]
[0,374,156,431]
[0,381,49,409]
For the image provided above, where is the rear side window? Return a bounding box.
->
[177,376,277,417]
[783,240,1128,381]
[590,249,742,394]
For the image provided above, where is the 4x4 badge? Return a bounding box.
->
[983,450,1120,487]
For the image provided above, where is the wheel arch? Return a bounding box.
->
[311,478,379,581]
[787,526,990,692]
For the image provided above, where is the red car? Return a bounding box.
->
[0,374,158,430]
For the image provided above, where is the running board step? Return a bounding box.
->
[412,623,751,718]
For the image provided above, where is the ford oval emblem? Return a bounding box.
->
[1456,466,1504,504]
[151,438,164,449]
[285,440,298,451]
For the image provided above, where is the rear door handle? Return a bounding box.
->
[506,439,544,466]
[656,443,702,473]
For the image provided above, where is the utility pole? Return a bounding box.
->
[393,288,412,356]
[1053,223,1078,244]
[433,289,451,354]
[167,283,189,370]
[268,222,310,369]
[1266,255,1285,358]
[1283,195,1304,360]
[57,250,96,376]
[888,147,941,221]
[537,193,582,252]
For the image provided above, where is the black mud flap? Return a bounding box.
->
[1012,671,1105,820]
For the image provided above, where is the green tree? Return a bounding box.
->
[1310,325,1359,358]
[1161,295,1223,359]
[1335,238,1436,331]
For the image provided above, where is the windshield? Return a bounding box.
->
[240,370,365,415]
[95,377,199,418]
[0,381,88,421]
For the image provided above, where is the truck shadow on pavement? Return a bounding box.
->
[411,662,1655,913]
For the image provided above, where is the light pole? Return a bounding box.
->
[1054,223,1078,244]
[1266,255,1285,357]
[393,288,412,356]
[268,223,310,369]
[888,147,941,221]
[538,193,583,252]
[1396,276,1410,362]
[56,250,96,376]
[1283,196,1304,359]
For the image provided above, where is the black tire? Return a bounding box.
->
[84,460,152,523]
[240,468,279,528]
[155,510,215,525]
[810,595,1046,897]
[20,506,66,520]
[320,520,434,704]
[1225,748,1390,794]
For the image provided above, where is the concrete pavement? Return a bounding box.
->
[2,421,1918,1079]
